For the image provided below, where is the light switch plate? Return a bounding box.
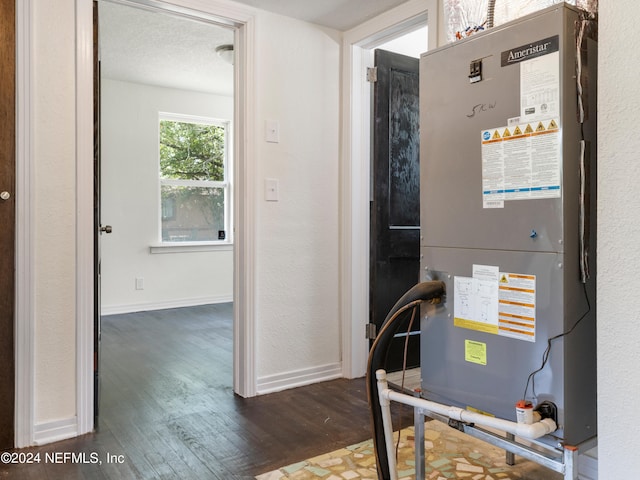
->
[265,119,280,143]
[265,178,279,201]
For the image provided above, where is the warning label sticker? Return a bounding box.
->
[454,267,536,342]
[498,273,536,342]
[481,118,561,208]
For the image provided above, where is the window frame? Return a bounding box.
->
[154,112,233,252]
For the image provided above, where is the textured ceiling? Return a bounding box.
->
[99,2,235,96]
[230,0,410,31]
[99,0,410,95]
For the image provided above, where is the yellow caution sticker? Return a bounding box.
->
[465,339,487,366]
[524,124,534,134]
[492,130,501,140]
[536,121,546,132]
[548,119,559,130]
[503,128,511,137]
[466,405,495,417]
[455,317,499,335]
[513,125,523,136]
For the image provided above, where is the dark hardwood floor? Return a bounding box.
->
[2,304,411,479]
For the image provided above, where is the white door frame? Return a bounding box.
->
[15,0,257,446]
[340,0,440,379]
[15,0,36,449]
[76,0,256,416]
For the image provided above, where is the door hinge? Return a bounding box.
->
[367,66,378,83]
[366,323,378,340]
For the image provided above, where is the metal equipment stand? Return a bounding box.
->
[376,370,597,480]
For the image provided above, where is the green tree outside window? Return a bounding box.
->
[159,118,229,242]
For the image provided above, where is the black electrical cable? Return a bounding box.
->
[522,282,591,401]
[367,281,445,480]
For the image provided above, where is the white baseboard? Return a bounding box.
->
[33,417,78,446]
[101,294,233,316]
[256,362,343,395]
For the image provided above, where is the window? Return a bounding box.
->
[159,114,231,243]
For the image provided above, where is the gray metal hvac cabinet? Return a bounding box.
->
[419,4,596,448]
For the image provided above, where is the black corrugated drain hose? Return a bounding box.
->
[366,281,446,480]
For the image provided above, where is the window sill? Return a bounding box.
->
[149,242,233,254]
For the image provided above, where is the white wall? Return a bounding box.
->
[32,0,77,428]
[597,0,640,475]
[100,79,234,314]
[377,25,428,58]
[253,11,342,392]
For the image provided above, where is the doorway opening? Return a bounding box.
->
[368,25,428,380]
[340,6,430,379]
[96,0,238,423]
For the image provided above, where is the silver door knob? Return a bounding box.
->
[0,191,10,200]
[100,225,113,234]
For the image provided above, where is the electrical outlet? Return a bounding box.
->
[135,277,144,290]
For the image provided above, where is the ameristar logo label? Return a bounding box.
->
[501,35,559,66]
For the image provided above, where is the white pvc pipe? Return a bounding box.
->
[377,377,398,480]
[375,370,557,440]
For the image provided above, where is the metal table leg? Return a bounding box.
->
[563,446,579,480]
[506,432,515,466]
[414,401,425,480]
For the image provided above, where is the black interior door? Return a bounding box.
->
[370,49,420,372]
